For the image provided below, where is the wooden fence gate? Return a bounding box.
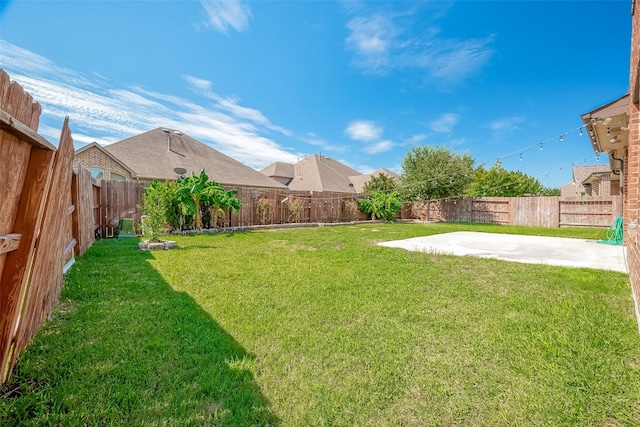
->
[0,70,94,385]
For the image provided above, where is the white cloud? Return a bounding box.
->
[184,75,212,91]
[199,0,252,33]
[301,132,347,153]
[430,113,459,133]
[345,120,383,141]
[364,139,394,154]
[344,6,495,84]
[0,41,298,169]
[489,116,524,135]
[345,14,396,70]
[184,75,292,136]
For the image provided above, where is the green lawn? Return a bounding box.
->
[2,222,639,426]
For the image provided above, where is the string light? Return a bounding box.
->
[519,154,523,161]
[496,125,585,161]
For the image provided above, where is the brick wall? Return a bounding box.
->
[73,146,132,180]
[626,0,640,330]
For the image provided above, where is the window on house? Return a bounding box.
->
[110,172,126,181]
[87,168,104,179]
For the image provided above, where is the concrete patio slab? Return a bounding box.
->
[378,231,627,273]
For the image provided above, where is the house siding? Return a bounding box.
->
[73,146,132,180]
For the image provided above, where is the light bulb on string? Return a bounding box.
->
[539,143,543,151]
[519,154,523,161]
[559,135,564,142]
[579,128,583,136]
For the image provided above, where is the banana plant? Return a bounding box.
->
[204,185,243,228]
[175,170,210,230]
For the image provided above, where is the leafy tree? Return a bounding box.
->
[140,180,174,241]
[400,145,474,201]
[540,187,561,196]
[358,191,403,222]
[465,161,544,197]
[363,173,399,195]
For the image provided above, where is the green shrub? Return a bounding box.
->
[358,191,403,222]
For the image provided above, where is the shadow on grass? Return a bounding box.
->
[0,239,278,426]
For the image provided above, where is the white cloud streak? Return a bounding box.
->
[489,116,525,135]
[364,140,394,154]
[199,0,252,33]
[430,113,459,133]
[345,120,383,141]
[0,40,298,168]
[345,7,495,85]
[301,132,347,153]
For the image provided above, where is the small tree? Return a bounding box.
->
[140,180,173,242]
[358,191,403,222]
[363,173,399,195]
[287,198,304,223]
[466,161,544,197]
[257,197,275,225]
[401,145,474,201]
[343,199,359,221]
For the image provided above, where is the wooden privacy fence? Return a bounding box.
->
[85,182,375,233]
[87,182,623,233]
[418,195,623,228]
[0,70,95,385]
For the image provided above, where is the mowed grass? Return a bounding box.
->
[1,222,639,426]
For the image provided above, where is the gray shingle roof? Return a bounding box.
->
[104,127,285,188]
[260,161,294,179]
[286,154,362,193]
[572,165,612,184]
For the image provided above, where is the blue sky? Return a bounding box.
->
[0,0,632,188]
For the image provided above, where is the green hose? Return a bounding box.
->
[599,216,624,246]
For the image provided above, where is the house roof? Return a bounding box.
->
[580,94,629,159]
[103,127,285,188]
[75,141,136,176]
[348,168,401,193]
[571,165,617,184]
[260,161,294,179]
[286,154,362,193]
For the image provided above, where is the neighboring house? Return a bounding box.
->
[348,168,401,193]
[259,161,295,185]
[261,154,360,193]
[560,165,621,197]
[73,142,134,181]
[73,127,286,189]
[260,155,401,194]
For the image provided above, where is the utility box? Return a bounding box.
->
[118,218,136,237]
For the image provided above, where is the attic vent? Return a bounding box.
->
[174,131,182,136]
[162,129,170,134]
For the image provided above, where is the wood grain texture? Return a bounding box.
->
[0,234,21,255]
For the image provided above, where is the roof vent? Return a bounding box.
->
[162,129,170,134]
[174,131,182,136]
